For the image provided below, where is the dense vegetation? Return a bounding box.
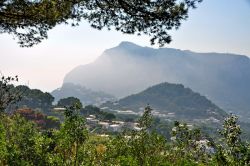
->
[1,105,250,165]
[0,76,250,165]
[14,108,60,130]
[58,97,83,109]
[14,85,54,113]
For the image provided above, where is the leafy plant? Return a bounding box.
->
[216,114,250,165]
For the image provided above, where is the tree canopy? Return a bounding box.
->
[0,0,202,47]
[0,76,21,113]
[57,97,83,109]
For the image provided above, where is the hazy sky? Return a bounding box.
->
[0,0,250,92]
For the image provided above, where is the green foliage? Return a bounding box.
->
[14,109,60,130]
[81,105,101,115]
[215,114,250,165]
[137,104,153,129]
[0,114,46,165]
[0,0,83,47]
[1,82,250,166]
[151,118,172,139]
[58,96,83,109]
[14,85,54,114]
[57,104,88,165]
[170,121,214,164]
[102,112,116,122]
[83,0,202,47]
[103,105,168,165]
[0,122,7,164]
[0,75,21,113]
[46,116,60,129]
[0,0,202,47]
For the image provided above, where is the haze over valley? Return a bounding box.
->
[61,41,250,121]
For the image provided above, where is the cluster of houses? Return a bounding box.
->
[52,107,141,132]
[86,115,141,132]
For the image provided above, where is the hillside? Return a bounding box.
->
[51,83,115,106]
[14,85,54,113]
[101,82,227,122]
[63,42,250,121]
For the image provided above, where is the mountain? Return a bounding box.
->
[63,41,250,121]
[101,82,227,122]
[51,83,115,106]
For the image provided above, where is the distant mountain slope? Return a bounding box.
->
[51,83,115,106]
[101,82,227,121]
[64,41,250,121]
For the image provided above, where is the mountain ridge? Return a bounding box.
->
[101,82,227,122]
[63,42,250,121]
